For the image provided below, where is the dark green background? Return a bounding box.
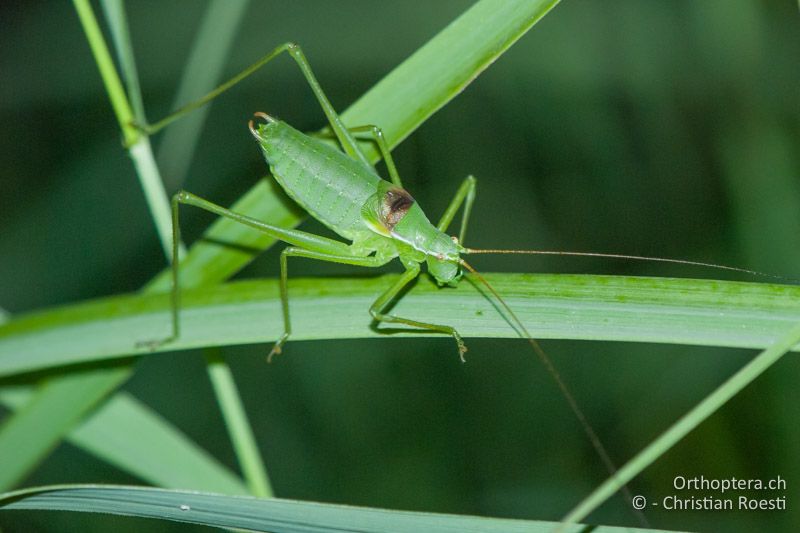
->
[1,1,799,531]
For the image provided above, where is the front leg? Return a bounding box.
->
[368,263,468,361]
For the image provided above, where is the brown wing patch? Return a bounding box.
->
[381,187,415,230]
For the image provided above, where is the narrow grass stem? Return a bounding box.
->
[156,0,251,190]
[100,0,146,122]
[128,139,180,260]
[205,350,273,498]
[74,0,181,261]
[72,0,138,146]
[561,319,800,526]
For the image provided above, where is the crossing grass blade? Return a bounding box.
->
[0,484,668,532]
[0,366,130,491]
[0,388,248,495]
[155,0,251,190]
[1,312,242,493]
[1,274,798,378]
[562,318,800,525]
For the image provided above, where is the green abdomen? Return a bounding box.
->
[257,121,381,240]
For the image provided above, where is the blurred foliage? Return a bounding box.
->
[0,1,799,532]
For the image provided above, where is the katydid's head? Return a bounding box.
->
[427,250,462,286]
[424,232,466,286]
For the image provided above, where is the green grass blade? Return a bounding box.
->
[205,349,272,497]
[0,389,248,495]
[14,0,561,492]
[344,0,562,152]
[2,274,798,377]
[156,0,250,190]
[100,0,146,122]
[71,0,138,146]
[0,310,245,498]
[74,0,175,260]
[0,366,129,490]
[0,485,664,532]
[562,319,800,525]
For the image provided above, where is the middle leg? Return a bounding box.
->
[272,246,393,360]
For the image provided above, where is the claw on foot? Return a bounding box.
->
[267,344,282,363]
[135,337,170,352]
[455,336,468,363]
[267,333,290,363]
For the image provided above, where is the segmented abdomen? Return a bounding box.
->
[257,121,381,240]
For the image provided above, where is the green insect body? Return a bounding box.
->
[255,118,463,286]
[259,120,382,241]
[149,43,477,361]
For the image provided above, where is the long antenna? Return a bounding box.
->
[465,248,795,282]
[459,259,647,526]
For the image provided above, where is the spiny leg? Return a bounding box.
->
[140,42,370,168]
[436,175,477,245]
[369,263,468,361]
[273,247,393,360]
[315,124,403,187]
[138,190,354,350]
